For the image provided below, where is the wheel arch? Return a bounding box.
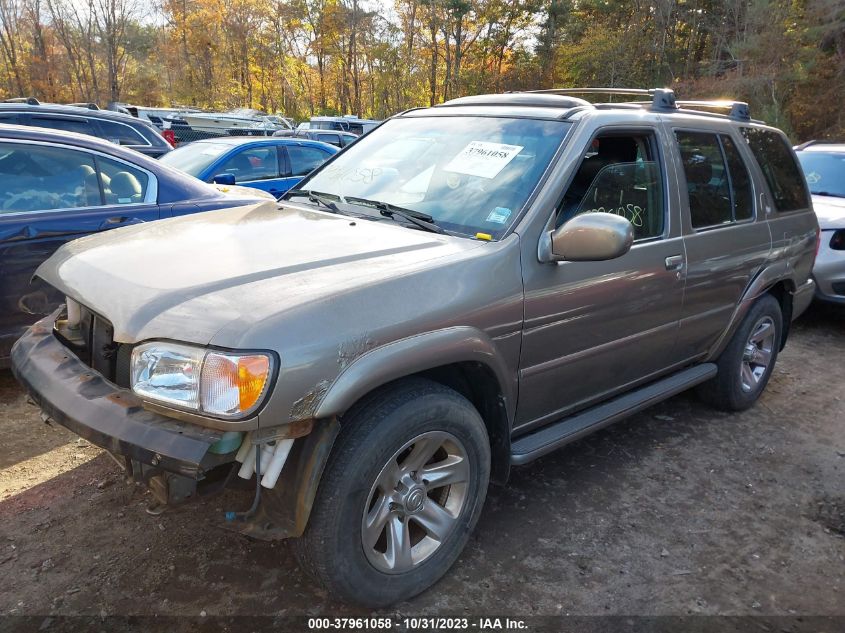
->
[765,279,794,350]
[314,326,516,484]
[707,265,797,361]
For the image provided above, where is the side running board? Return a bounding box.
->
[510,363,717,466]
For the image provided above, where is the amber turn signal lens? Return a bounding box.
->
[237,355,271,411]
[200,352,272,416]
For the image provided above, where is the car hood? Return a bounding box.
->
[812,194,845,229]
[36,201,485,344]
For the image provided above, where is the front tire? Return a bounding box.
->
[292,378,491,607]
[698,293,783,411]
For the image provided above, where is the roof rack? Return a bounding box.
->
[3,97,40,105]
[675,100,750,122]
[525,88,753,121]
[526,87,678,111]
[66,102,100,110]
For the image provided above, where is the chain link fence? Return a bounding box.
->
[164,123,278,146]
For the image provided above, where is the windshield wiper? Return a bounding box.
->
[284,189,348,215]
[343,196,445,234]
[811,191,845,199]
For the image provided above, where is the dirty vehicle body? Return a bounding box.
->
[12,89,817,607]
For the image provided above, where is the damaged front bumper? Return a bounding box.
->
[10,313,227,485]
[11,312,341,537]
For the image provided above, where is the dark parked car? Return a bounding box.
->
[273,128,358,148]
[0,98,173,158]
[308,115,380,135]
[0,123,267,367]
[159,136,337,198]
[11,89,817,606]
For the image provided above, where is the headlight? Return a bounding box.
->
[131,342,273,418]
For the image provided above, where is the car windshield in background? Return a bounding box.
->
[797,152,845,198]
[301,116,571,238]
[159,142,231,177]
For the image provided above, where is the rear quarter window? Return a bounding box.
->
[96,119,149,146]
[741,127,809,212]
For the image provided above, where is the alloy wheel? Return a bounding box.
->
[740,315,776,393]
[361,431,470,574]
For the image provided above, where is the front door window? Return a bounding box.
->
[557,133,665,240]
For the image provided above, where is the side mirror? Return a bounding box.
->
[212,173,236,186]
[548,212,634,262]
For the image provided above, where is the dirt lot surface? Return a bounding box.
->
[0,304,843,623]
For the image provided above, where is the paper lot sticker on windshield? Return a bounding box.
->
[443,141,523,179]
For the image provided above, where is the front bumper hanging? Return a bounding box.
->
[11,312,224,481]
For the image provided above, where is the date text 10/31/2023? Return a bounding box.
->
[307,617,528,631]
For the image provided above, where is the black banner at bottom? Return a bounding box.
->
[0,615,844,633]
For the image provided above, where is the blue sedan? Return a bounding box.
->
[0,123,268,367]
[159,137,339,198]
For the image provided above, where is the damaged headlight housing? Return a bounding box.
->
[130,342,273,419]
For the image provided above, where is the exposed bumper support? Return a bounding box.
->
[11,312,224,480]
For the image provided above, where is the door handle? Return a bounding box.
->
[665,255,685,271]
[101,216,144,230]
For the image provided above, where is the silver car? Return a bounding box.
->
[795,142,845,304]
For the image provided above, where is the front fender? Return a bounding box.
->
[313,326,517,423]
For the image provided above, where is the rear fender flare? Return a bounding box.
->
[706,262,796,360]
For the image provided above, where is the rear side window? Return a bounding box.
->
[741,127,809,212]
[30,116,96,137]
[676,131,755,228]
[216,146,280,183]
[0,142,100,212]
[676,132,732,227]
[97,119,148,146]
[287,145,331,177]
[721,135,754,221]
[318,133,341,146]
[97,155,149,204]
[0,113,19,124]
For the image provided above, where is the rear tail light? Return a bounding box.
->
[830,229,845,251]
[163,129,176,148]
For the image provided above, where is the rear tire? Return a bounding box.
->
[292,378,490,607]
[697,293,782,411]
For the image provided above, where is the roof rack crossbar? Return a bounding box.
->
[594,101,734,122]
[526,87,677,112]
[527,87,652,97]
[67,102,100,110]
[3,96,40,105]
[675,100,750,121]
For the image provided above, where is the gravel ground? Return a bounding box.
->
[0,303,843,622]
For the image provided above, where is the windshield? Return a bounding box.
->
[159,142,231,177]
[797,151,845,197]
[299,115,570,238]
